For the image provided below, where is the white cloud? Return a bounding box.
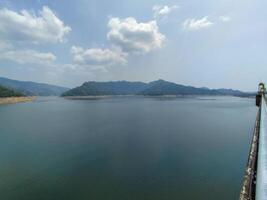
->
[182,16,214,31]
[0,41,12,50]
[107,17,165,53]
[0,49,56,64]
[71,46,127,66]
[153,5,178,18]
[219,15,231,22]
[0,6,71,44]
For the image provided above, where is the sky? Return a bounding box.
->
[0,0,266,91]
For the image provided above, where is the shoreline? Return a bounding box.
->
[0,96,36,105]
[62,94,252,100]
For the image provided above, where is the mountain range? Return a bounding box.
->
[62,79,248,97]
[0,77,69,96]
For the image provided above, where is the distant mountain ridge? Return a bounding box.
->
[0,77,69,96]
[62,81,148,96]
[62,79,248,97]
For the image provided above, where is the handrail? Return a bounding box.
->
[239,109,260,200]
[255,96,267,200]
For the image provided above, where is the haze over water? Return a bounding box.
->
[0,96,256,200]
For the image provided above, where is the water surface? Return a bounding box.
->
[0,96,257,200]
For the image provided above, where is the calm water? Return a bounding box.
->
[0,96,257,200]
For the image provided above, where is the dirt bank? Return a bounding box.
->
[0,96,36,105]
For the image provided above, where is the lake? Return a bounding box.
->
[0,96,257,200]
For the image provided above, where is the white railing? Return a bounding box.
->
[256,96,267,200]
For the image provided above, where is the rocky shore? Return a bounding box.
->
[0,96,36,105]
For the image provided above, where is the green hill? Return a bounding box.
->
[0,85,25,97]
[62,81,148,96]
[62,79,248,97]
[0,77,69,96]
[139,80,220,95]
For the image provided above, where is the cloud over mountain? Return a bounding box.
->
[0,6,71,44]
[71,46,127,66]
[107,17,165,53]
[0,49,56,65]
[70,17,166,68]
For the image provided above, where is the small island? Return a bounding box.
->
[0,85,35,105]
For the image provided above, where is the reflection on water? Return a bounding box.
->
[0,96,257,200]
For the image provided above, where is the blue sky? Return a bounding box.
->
[0,0,265,91]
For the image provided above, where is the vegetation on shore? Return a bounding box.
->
[0,85,25,97]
